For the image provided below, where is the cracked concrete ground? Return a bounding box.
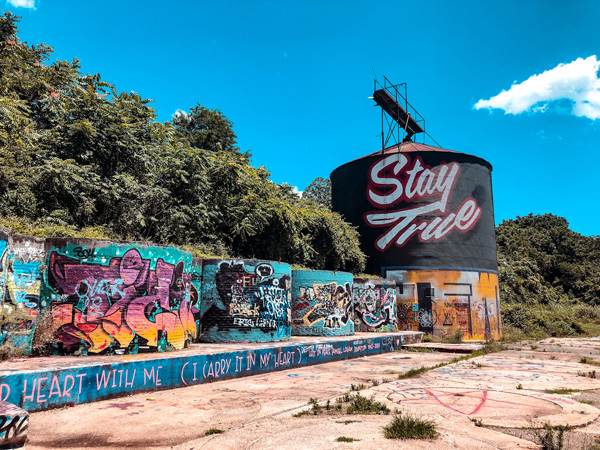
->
[27,338,600,449]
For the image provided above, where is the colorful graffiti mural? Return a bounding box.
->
[352,278,397,332]
[292,270,354,336]
[199,260,291,343]
[386,268,501,340]
[43,240,195,354]
[190,258,202,342]
[0,232,44,355]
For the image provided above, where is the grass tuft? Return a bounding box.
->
[335,436,360,442]
[204,428,224,436]
[347,393,390,415]
[383,413,438,440]
[544,388,580,395]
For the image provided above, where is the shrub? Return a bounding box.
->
[383,413,438,439]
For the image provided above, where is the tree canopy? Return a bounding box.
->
[497,213,600,337]
[0,12,366,273]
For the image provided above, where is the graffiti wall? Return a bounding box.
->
[386,268,501,341]
[0,230,44,356]
[352,278,397,332]
[199,259,291,343]
[292,270,354,336]
[42,239,195,354]
[190,257,202,342]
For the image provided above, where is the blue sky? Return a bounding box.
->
[7,0,600,236]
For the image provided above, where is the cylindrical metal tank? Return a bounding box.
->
[199,259,292,342]
[291,269,354,336]
[352,278,397,332]
[331,142,501,341]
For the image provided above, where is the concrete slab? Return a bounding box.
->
[21,337,600,449]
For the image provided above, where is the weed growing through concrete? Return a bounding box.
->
[383,413,438,440]
[296,393,389,417]
[544,389,580,395]
[346,393,390,415]
[581,357,600,367]
[397,341,507,380]
[335,436,360,442]
[442,328,464,344]
[578,371,597,379]
[470,418,484,427]
[535,424,569,450]
[204,428,224,436]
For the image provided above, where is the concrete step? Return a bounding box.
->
[0,331,422,412]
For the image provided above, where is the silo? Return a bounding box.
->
[199,259,292,342]
[291,269,354,336]
[331,142,500,341]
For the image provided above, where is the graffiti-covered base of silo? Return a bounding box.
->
[42,239,196,355]
[292,270,354,336]
[353,278,397,332]
[387,268,500,341]
[199,260,291,343]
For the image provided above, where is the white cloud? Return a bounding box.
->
[172,109,187,119]
[6,0,36,9]
[291,186,303,198]
[475,55,600,120]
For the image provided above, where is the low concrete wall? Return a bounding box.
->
[0,401,28,448]
[0,333,412,412]
[199,259,291,342]
[352,278,397,332]
[291,270,354,336]
[0,228,45,357]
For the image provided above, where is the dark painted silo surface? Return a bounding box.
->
[330,142,497,275]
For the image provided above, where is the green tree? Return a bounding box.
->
[303,177,332,209]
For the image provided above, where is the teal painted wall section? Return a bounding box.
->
[42,238,196,355]
[291,270,354,336]
[0,229,44,357]
[352,278,397,332]
[199,259,291,343]
[191,257,202,342]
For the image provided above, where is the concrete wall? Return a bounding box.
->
[0,229,45,357]
[291,270,354,336]
[199,259,292,343]
[352,278,397,332]
[0,334,409,412]
[42,238,196,354]
[387,268,501,341]
[190,257,202,342]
